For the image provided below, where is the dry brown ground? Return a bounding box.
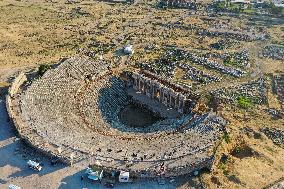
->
[200,105,284,189]
[0,0,283,189]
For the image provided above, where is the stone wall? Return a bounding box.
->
[8,72,27,98]
[127,71,197,114]
[158,0,197,9]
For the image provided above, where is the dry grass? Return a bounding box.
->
[0,0,283,188]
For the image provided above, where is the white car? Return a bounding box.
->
[27,160,42,171]
[8,184,21,189]
[124,45,134,55]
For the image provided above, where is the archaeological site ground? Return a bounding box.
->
[0,0,283,188]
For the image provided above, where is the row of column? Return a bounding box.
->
[132,73,187,114]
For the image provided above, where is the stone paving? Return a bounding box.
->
[127,87,181,119]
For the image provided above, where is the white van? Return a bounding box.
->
[119,171,130,183]
[8,184,21,189]
[27,160,42,171]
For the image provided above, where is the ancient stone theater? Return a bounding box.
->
[6,56,226,177]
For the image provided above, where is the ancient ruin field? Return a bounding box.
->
[0,0,283,188]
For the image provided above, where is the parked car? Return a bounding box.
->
[8,184,21,189]
[27,160,42,171]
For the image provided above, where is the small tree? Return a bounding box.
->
[223,132,230,143]
[237,96,253,109]
[38,64,51,77]
[213,2,226,11]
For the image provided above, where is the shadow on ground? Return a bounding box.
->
[0,95,66,180]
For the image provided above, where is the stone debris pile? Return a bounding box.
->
[211,78,267,104]
[210,39,240,50]
[262,45,284,60]
[164,48,246,77]
[188,53,246,77]
[186,52,246,77]
[197,29,268,42]
[260,128,284,146]
[77,48,96,58]
[158,0,197,9]
[179,63,221,84]
[272,74,284,104]
[139,58,177,78]
[203,50,249,68]
[222,51,249,68]
[265,108,283,119]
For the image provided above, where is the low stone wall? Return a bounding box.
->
[8,72,27,98]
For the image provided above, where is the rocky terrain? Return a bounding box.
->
[0,0,283,188]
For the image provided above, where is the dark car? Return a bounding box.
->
[104,182,114,188]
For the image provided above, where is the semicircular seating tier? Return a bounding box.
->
[18,56,226,177]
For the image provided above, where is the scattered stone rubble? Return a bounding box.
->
[210,39,240,50]
[179,63,221,84]
[158,0,197,9]
[265,108,283,119]
[77,48,96,58]
[139,58,177,78]
[70,7,90,17]
[7,56,226,177]
[262,45,284,60]
[138,48,247,86]
[260,128,284,146]
[271,74,284,104]
[211,78,267,104]
[202,50,249,68]
[197,29,268,41]
[169,49,246,77]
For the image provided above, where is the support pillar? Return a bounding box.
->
[169,94,172,108]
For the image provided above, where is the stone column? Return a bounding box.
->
[169,93,172,108]
[175,96,179,109]
[178,95,184,114]
[160,88,164,103]
[134,77,138,90]
[146,80,151,97]
[138,78,141,91]
[151,82,155,99]
[142,79,146,95]
[155,85,160,101]
[163,89,168,107]
[169,90,175,109]
[141,79,144,93]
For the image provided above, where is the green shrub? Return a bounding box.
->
[234,146,242,154]
[38,64,51,77]
[218,162,229,175]
[268,2,283,15]
[213,2,226,11]
[237,96,253,109]
[223,133,230,143]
